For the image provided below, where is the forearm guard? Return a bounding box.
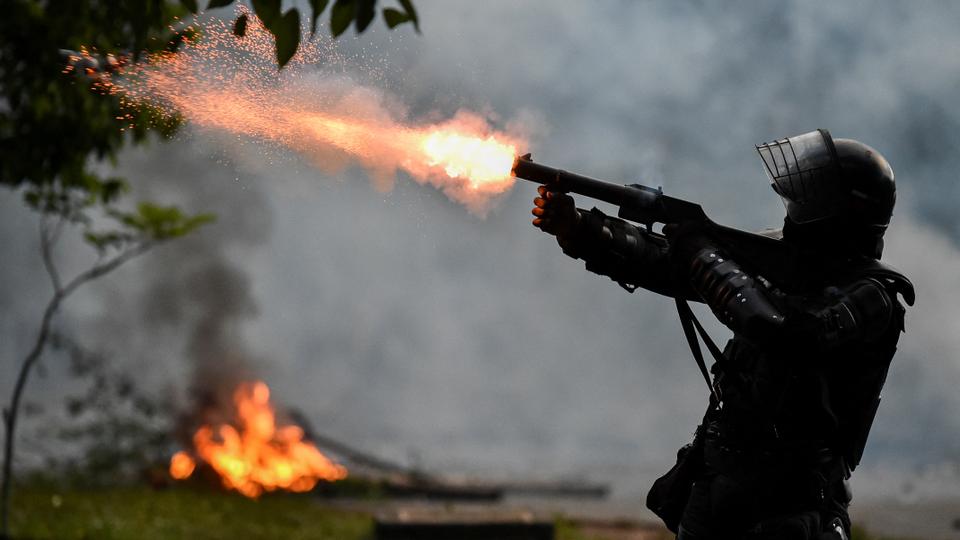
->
[558,207,679,296]
[689,248,784,337]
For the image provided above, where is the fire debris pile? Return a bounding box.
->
[167,380,609,502]
[168,381,346,498]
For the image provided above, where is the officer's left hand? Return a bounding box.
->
[532,186,579,239]
[664,222,717,269]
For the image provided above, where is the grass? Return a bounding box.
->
[851,524,916,540]
[10,484,373,540]
[10,484,625,540]
[8,483,917,540]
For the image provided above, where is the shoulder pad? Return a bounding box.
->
[755,227,784,240]
[850,260,915,306]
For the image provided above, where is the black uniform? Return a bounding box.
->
[532,130,913,540]
[558,208,911,539]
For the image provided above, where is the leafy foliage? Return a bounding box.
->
[0,1,187,200]
[309,0,332,35]
[233,12,249,37]
[209,0,419,64]
[77,203,212,254]
[181,0,200,14]
[385,0,420,31]
[1,0,419,219]
[274,8,304,68]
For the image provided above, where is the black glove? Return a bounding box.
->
[664,222,716,271]
[532,186,579,239]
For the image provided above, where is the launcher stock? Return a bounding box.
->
[512,153,796,285]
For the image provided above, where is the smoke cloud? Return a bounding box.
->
[3,0,960,504]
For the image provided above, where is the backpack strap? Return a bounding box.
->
[675,298,724,406]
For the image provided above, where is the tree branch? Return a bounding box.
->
[39,217,63,294]
[59,241,153,299]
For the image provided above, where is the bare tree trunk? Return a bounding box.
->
[0,215,152,539]
[1,293,61,538]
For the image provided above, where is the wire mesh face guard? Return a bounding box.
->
[755,129,844,223]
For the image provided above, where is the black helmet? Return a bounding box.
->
[755,129,895,256]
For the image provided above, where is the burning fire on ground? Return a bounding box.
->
[82,8,525,214]
[169,381,347,498]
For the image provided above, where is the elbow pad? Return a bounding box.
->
[814,279,893,347]
[689,248,785,336]
[690,246,894,348]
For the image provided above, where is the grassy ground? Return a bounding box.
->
[850,526,916,540]
[8,483,916,540]
[10,485,373,540]
[10,484,602,540]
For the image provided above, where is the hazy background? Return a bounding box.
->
[3,0,960,503]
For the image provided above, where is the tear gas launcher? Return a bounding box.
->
[512,154,796,285]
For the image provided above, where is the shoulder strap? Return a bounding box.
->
[675,298,724,405]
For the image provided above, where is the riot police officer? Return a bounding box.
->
[532,130,913,540]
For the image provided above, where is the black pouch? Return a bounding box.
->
[646,424,706,533]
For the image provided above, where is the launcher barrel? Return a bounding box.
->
[512,153,692,227]
[512,154,660,212]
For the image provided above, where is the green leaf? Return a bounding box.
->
[233,13,248,37]
[382,8,410,28]
[354,0,375,32]
[207,0,235,8]
[183,213,216,232]
[83,231,132,253]
[398,0,419,32]
[117,202,214,241]
[273,9,301,68]
[330,0,355,37]
[99,178,129,204]
[181,0,199,14]
[308,0,330,35]
[252,0,281,26]
[24,191,40,209]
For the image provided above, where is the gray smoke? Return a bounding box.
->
[101,142,275,428]
[3,0,960,501]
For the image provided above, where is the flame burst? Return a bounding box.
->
[169,381,347,498]
[103,9,523,214]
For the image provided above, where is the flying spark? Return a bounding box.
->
[97,10,525,214]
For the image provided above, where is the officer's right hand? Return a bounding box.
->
[532,186,579,239]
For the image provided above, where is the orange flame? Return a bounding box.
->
[168,381,347,498]
[421,129,517,189]
[169,450,196,480]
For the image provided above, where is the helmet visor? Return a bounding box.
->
[756,129,843,223]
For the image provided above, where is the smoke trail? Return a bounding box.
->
[109,11,526,215]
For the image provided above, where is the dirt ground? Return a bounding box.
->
[850,497,960,540]
[324,494,960,540]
